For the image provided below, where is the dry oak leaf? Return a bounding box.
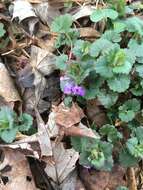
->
[0,62,20,102]
[30,45,56,76]
[0,148,38,190]
[54,102,84,128]
[34,2,60,27]
[79,27,100,38]
[35,108,53,157]
[64,122,99,139]
[44,142,79,184]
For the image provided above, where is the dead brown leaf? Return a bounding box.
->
[34,2,60,27]
[64,122,99,139]
[44,142,79,186]
[30,45,56,75]
[79,27,100,38]
[0,62,21,103]
[0,148,38,190]
[12,0,39,35]
[72,5,94,21]
[54,102,84,128]
[35,108,53,157]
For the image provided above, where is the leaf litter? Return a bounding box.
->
[0,0,143,190]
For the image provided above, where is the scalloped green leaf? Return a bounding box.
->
[107,75,130,92]
[98,90,118,108]
[95,56,114,78]
[51,14,73,33]
[112,61,132,74]
[90,9,118,23]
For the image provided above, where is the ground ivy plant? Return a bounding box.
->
[0,106,33,143]
[51,0,143,171]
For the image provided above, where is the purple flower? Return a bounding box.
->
[63,83,75,95]
[72,85,85,96]
[60,75,85,96]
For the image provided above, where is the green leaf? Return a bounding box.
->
[112,61,132,74]
[0,128,18,143]
[55,28,79,48]
[0,107,15,130]
[64,96,73,107]
[135,127,143,143]
[126,137,143,158]
[98,90,118,108]
[72,40,91,58]
[128,39,143,58]
[95,56,114,78]
[119,148,139,167]
[71,136,91,152]
[102,30,121,43]
[107,0,126,17]
[68,60,94,84]
[90,39,113,58]
[55,54,68,70]
[0,23,6,38]
[136,65,143,78]
[99,141,113,171]
[99,124,122,143]
[116,186,128,190]
[18,113,33,132]
[79,151,91,166]
[119,98,140,122]
[88,149,105,169]
[119,110,135,122]
[113,21,126,33]
[84,75,104,100]
[107,48,132,75]
[90,9,118,23]
[107,75,130,92]
[51,14,73,33]
[124,17,143,36]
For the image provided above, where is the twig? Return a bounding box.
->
[127,167,137,190]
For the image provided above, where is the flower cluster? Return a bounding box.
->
[60,76,85,96]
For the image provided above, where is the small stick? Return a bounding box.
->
[127,167,137,190]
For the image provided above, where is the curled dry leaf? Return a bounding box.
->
[64,122,99,139]
[34,2,60,27]
[79,27,100,38]
[30,45,56,75]
[18,64,34,88]
[72,5,94,21]
[0,148,38,190]
[47,111,59,138]
[13,0,36,21]
[44,142,79,186]
[36,36,56,52]
[0,62,20,103]
[54,102,84,128]
[12,0,39,35]
[60,170,78,190]
[35,109,52,157]
[30,45,56,107]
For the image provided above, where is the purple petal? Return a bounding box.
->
[63,83,74,95]
[72,85,85,96]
